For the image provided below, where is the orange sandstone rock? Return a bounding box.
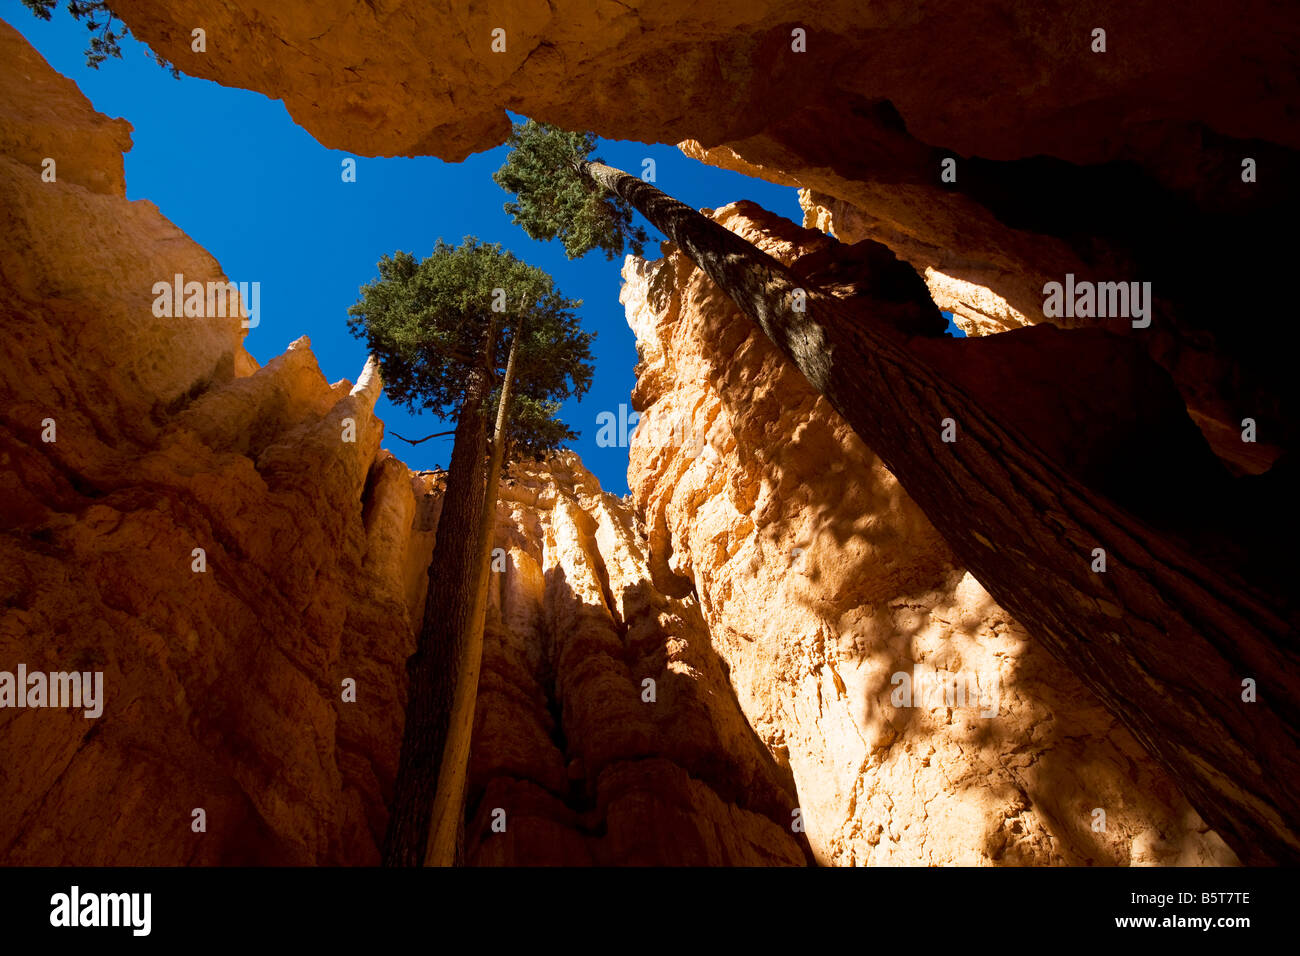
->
[621,202,1238,865]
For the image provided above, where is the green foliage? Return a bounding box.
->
[22,0,179,76]
[347,237,594,463]
[21,1,57,20]
[493,120,648,261]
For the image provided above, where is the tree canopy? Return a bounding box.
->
[346,237,594,460]
[493,120,648,261]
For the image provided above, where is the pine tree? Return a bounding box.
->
[493,123,647,260]
[348,237,593,866]
[425,321,522,866]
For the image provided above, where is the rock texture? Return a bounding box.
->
[685,133,1295,476]
[797,188,1029,338]
[622,202,1237,865]
[451,456,806,865]
[111,0,1299,161]
[0,20,415,863]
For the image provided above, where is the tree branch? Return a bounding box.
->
[391,429,456,445]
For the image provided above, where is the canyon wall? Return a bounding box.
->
[456,456,806,865]
[621,204,1236,865]
[0,21,396,863]
[0,23,805,865]
[111,0,1298,159]
[0,14,1269,865]
[0,22,413,858]
[97,4,1300,858]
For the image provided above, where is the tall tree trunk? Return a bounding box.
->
[425,324,522,866]
[383,326,496,866]
[579,160,1300,863]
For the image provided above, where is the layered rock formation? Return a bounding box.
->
[797,187,1029,338]
[111,0,1298,160]
[0,27,412,855]
[622,203,1236,865]
[455,456,806,865]
[1,21,408,864]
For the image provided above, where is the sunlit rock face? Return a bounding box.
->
[459,454,807,865]
[621,201,1238,866]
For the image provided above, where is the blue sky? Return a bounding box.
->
[6,4,955,495]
